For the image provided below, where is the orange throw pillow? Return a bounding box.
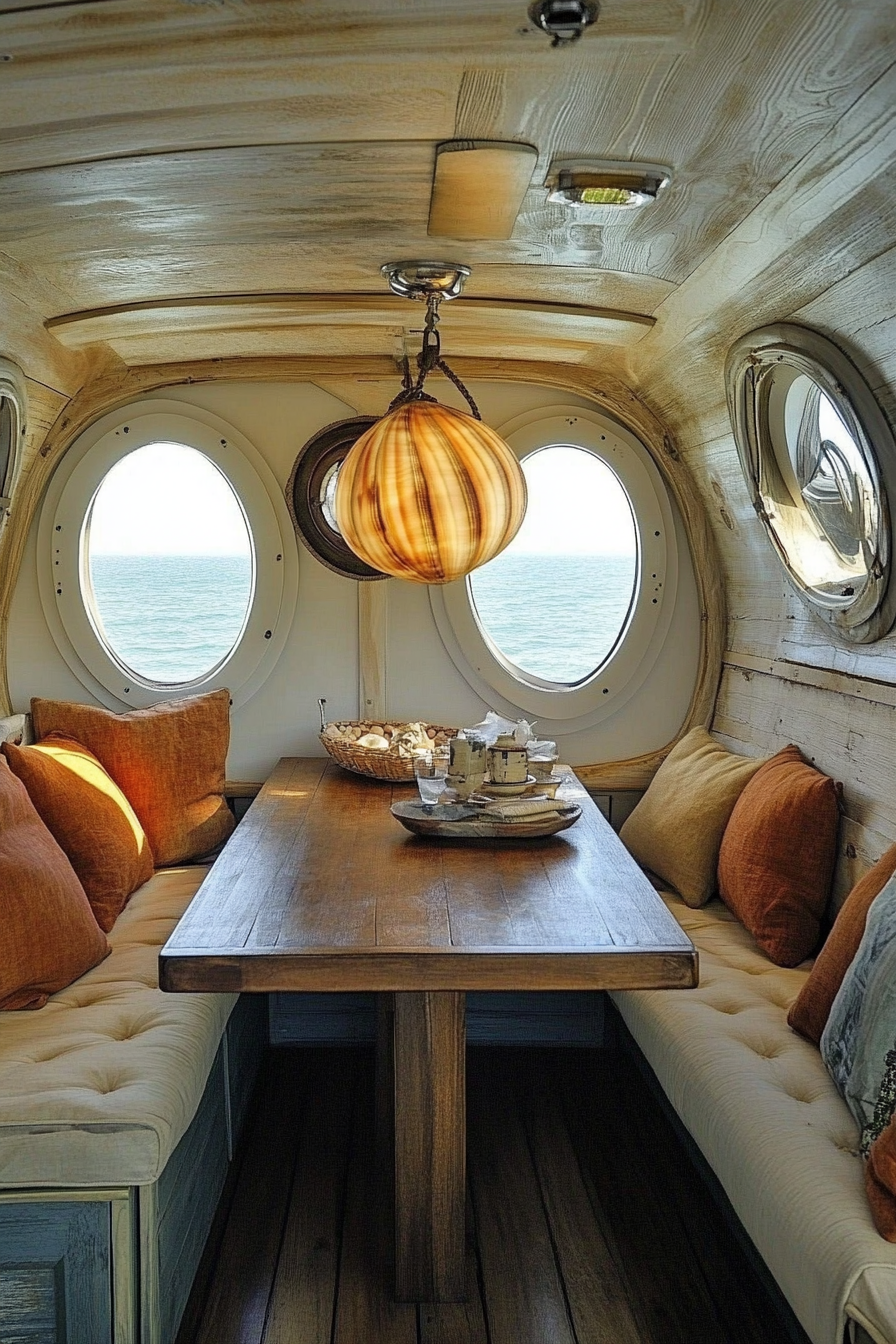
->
[0,755,108,1010]
[2,734,154,932]
[31,691,235,867]
[717,745,840,967]
[788,844,896,1043]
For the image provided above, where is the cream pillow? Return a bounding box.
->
[619,727,765,908]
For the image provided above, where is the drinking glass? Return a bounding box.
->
[414,750,449,807]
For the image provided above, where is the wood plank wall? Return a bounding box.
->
[629,123,896,905]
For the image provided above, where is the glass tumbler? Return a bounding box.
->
[413,750,449,807]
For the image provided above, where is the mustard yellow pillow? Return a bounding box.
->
[619,727,765,908]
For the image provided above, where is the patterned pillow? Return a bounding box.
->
[821,872,896,1158]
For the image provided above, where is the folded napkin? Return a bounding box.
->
[481,798,565,822]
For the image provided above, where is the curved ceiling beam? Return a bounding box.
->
[46,293,655,365]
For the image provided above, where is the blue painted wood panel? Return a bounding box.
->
[269,990,606,1047]
[157,1052,229,1344]
[226,995,267,1146]
[0,1200,111,1344]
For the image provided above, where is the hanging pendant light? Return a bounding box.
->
[334,262,527,585]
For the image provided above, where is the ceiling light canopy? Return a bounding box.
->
[334,263,527,585]
[528,0,599,46]
[547,161,672,214]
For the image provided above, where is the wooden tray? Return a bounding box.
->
[390,800,582,839]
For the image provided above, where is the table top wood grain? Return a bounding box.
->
[159,758,697,995]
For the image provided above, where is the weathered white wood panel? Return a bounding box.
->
[713,664,896,906]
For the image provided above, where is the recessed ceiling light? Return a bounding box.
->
[547,161,672,213]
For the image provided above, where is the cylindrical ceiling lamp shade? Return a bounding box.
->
[335,401,527,584]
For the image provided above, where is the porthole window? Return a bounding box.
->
[726,324,896,643]
[84,442,254,685]
[468,446,637,685]
[431,406,679,732]
[38,400,298,710]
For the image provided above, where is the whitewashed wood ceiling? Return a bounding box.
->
[0,0,894,370]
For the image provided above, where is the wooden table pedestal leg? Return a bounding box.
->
[392,990,466,1302]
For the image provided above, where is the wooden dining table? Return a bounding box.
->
[159,757,697,1303]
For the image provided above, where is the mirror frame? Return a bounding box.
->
[726,323,896,644]
[286,416,387,581]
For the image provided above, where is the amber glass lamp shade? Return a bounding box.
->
[334,401,528,584]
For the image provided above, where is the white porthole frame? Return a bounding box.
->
[0,357,27,538]
[37,398,299,711]
[726,324,896,644]
[430,405,679,735]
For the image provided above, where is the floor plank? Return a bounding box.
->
[263,1052,355,1344]
[467,1051,577,1344]
[561,1050,750,1344]
[332,1056,419,1344]
[189,1055,307,1344]
[179,1045,810,1344]
[519,1062,643,1344]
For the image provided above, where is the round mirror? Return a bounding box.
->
[726,324,896,643]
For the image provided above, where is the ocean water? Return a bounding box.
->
[88,551,636,687]
[89,554,253,684]
[469,552,637,683]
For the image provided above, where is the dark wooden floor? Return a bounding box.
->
[178,1046,803,1344]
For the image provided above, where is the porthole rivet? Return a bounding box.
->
[123,426,129,433]
[264,630,272,639]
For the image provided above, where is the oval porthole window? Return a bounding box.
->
[84,442,254,685]
[38,401,298,711]
[431,406,679,731]
[468,445,637,685]
[726,324,896,643]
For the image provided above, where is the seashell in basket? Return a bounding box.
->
[319,720,457,781]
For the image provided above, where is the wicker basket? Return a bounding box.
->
[319,720,457,781]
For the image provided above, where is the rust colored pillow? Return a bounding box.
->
[31,691,235,867]
[788,844,896,1043]
[717,745,840,967]
[866,1120,896,1241]
[2,733,154,932]
[0,755,108,1010]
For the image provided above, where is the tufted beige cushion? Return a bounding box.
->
[611,892,896,1344]
[0,865,235,1188]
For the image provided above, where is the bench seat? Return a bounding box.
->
[0,864,235,1188]
[611,891,896,1344]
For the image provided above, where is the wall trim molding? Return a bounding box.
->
[722,649,896,710]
